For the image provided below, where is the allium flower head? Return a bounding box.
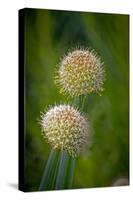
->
[40,105,90,156]
[55,48,105,96]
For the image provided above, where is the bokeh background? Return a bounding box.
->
[24,8,129,191]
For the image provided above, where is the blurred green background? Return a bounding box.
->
[24,8,129,191]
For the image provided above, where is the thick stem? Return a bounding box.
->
[38,149,58,191]
[55,150,69,190]
[81,95,86,111]
[64,156,76,189]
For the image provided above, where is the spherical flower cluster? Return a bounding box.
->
[55,48,105,97]
[40,105,90,156]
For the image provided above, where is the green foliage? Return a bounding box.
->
[38,149,75,191]
[24,8,129,191]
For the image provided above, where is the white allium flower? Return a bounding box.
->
[40,105,91,156]
[55,48,105,97]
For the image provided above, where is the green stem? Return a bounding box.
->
[55,150,69,190]
[38,149,58,191]
[64,156,76,189]
[74,96,79,108]
[81,95,86,111]
[50,153,60,189]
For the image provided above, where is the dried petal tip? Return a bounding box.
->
[40,105,91,157]
[55,48,105,97]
